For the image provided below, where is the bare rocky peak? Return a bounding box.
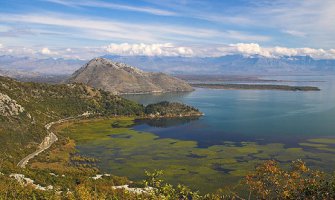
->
[68,58,194,94]
[85,58,145,76]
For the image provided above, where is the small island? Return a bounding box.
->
[144,101,203,118]
[191,83,321,91]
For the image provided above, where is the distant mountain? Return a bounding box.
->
[0,55,85,75]
[1,54,335,76]
[102,54,335,74]
[0,68,40,78]
[67,58,194,94]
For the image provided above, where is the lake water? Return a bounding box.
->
[71,75,335,193]
[126,75,335,148]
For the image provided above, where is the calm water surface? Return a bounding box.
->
[125,75,335,148]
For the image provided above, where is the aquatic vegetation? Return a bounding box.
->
[299,142,328,148]
[307,138,335,144]
[58,118,335,193]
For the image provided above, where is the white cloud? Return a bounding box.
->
[270,47,335,59]
[177,47,193,56]
[0,43,3,48]
[0,12,270,46]
[0,12,214,43]
[0,46,37,56]
[105,43,194,56]
[224,31,270,42]
[248,0,335,48]
[104,43,335,59]
[146,0,335,48]
[282,30,306,37]
[45,0,176,16]
[217,43,335,59]
[270,47,297,57]
[1,43,335,60]
[145,1,255,25]
[41,47,52,55]
[228,43,272,57]
[40,47,60,56]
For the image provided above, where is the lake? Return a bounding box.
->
[128,75,335,147]
[68,75,335,193]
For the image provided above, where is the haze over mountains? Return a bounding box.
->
[0,55,85,76]
[102,54,335,74]
[0,54,335,77]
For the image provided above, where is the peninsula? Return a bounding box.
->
[191,83,321,91]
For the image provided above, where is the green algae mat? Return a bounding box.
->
[59,118,335,193]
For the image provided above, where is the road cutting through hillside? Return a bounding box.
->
[17,113,90,168]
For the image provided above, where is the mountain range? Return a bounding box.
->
[1,54,335,77]
[102,54,335,74]
[0,55,85,76]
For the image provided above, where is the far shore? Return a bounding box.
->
[191,83,321,91]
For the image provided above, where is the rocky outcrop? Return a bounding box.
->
[67,58,194,94]
[9,173,54,191]
[0,92,25,116]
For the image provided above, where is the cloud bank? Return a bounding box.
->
[105,43,335,60]
[218,43,335,59]
[105,43,194,57]
[1,43,335,60]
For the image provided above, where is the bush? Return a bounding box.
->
[245,160,335,199]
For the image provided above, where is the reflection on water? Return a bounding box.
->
[122,91,193,105]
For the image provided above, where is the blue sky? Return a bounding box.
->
[0,0,334,59]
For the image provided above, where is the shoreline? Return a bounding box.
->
[119,89,194,95]
[18,112,203,168]
[191,83,321,91]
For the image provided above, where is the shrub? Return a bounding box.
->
[245,160,335,199]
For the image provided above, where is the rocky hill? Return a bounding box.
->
[67,58,194,94]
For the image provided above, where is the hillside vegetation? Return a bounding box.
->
[0,76,200,165]
[145,101,203,118]
[0,76,141,165]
